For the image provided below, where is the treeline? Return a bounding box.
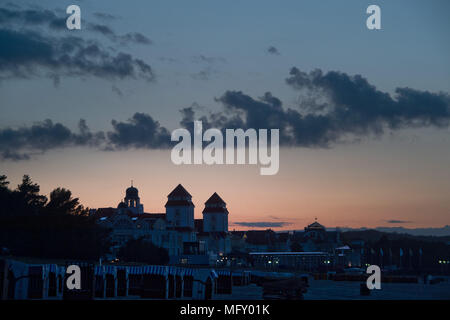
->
[0,174,111,260]
[342,231,450,272]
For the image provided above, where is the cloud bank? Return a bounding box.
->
[0,119,104,160]
[0,114,171,160]
[267,46,280,55]
[233,221,291,228]
[1,67,449,160]
[386,220,412,224]
[180,68,449,147]
[0,5,154,82]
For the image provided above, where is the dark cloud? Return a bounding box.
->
[0,113,172,160]
[0,6,151,45]
[1,150,30,161]
[128,32,152,45]
[93,12,118,21]
[0,5,154,82]
[158,57,177,63]
[267,46,280,55]
[1,67,449,161]
[181,68,450,147]
[0,119,105,160]
[111,85,123,97]
[286,68,450,133]
[89,23,116,37]
[0,7,64,30]
[107,113,172,149]
[88,23,152,45]
[191,67,216,81]
[190,55,224,80]
[192,55,226,64]
[386,220,412,224]
[0,29,154,82]
[233,221,291,228]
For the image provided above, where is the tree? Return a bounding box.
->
[44,187,88,216]
[0,174,111,260]
[0,174,12,217]
[16,175,47,214]
[0,175,9,190]
[118,237,169,265]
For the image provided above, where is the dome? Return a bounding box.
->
[126,186,139,198]
[117,201,127,209]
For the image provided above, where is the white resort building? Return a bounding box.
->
[91,183,231,265]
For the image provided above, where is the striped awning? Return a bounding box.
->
[129,266,143,275]
[167,267,185,276]
[116,266,129,275]
[48,264,58,273]
[104,266,116,275]
[95,266,104,276]
[58,266,66,275]
[183,269,195,277]
[142,265,167,276]
[210,270,218,279]
[167,266,176,275]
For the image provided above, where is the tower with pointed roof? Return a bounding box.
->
[165,184,195,230]
[202,192,229,233]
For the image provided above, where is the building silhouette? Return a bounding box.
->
[92,183,231,265]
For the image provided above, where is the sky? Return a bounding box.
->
[1,0,449,231]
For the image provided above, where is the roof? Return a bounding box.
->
[117,202,127,209]
[205,192,226,205]
[125,186,139,198]
[306,221,325,230]
[197,232,228,238]
[92,208,165,221]
[165,199,194,207]
[202,206,228,214]
[167,184,191,198]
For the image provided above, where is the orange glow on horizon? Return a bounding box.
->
[2,143,449,231]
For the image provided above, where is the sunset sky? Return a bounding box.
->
[1,0,449,230]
